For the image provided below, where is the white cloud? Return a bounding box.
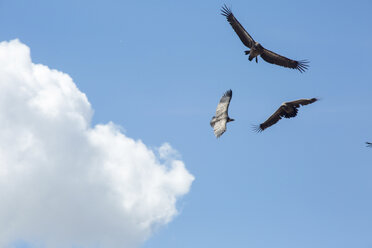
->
[0,39,194,248]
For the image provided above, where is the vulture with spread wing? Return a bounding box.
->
[221,5,309,72]
[210,90,234,138]
[254,98,318,132]
[366,142,372,147]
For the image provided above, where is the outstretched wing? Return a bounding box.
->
[260,48,309,72]
[254,106,285,132]
[221,5,254,48]
[212,118,227,138]
[215,89,232,117]
[287,98,318,108]
[366,142,372,147]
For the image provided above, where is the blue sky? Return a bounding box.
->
[1,0,372,247]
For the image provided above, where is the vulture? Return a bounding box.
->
[210,89,234,138]
[221,5,309,72]
[366,142,372,147]
[254,98,318,132]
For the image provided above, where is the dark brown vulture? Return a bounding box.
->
[210,90,234,138]
[221,5,309,72]
[366,142,372,147]
[254,98,318,132]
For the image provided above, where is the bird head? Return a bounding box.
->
[228,118,235,122]
[254,42,262,48]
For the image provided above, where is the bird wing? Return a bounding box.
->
[255,106,285,132]
[215,89,232,117]
[212,118,227,138]
[260,48,309,72]
[221,5,254,48]
[286,98,318,108]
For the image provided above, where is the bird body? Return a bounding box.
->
[246,42,264,62]
[210,116,234,127]
[210,90,234,138]
[221,5,308,72]
[255,98,318,132]
[280,102,299,118]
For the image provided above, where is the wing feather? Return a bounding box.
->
[215,89,232,117]
[212,118,227,138]
[261,48,309,73]
[286,98,318,108]
[255,106,285,132]
[221,5,254,48]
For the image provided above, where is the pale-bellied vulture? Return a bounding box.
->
[254,98,318,132]
[366,142,372,147]
[210,90,234,138]
[221,5,309,72]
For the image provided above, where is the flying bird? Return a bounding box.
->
[366,142,372,147]
[221,5,309,72]
[210,89,234,138]
[254,98,318,132]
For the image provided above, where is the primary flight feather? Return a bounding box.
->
[254,98,318,132]
[221,5,309,72]
[210,90,234,138]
